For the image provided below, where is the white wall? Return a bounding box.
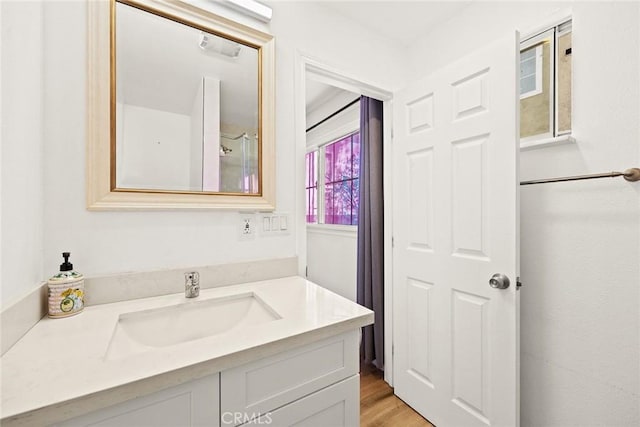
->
[307,227,357,301]
[12,0,408,292]
[0,1,45,309]
[119,104,192,190]
[408,2,640,425]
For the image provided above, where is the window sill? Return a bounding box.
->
[306,223,358,237]
[520,134,575,151]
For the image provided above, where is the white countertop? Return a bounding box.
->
[0,276,373,426]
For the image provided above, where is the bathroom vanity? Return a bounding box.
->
[0,277,373,426]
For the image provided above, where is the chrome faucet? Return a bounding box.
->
[185,272,200,298]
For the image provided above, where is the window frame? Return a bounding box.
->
[306,130,361,228]
[554,20,573,138]
[519,17,573,147]
[305,150,318,223]
[519,43,543,100]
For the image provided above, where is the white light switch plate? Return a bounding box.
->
[260,212,290,236]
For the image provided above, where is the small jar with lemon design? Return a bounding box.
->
[48,252,85,318]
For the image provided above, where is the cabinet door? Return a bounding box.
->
[221,331,358,425]
[242,375,359,427]
[53,374,219,427]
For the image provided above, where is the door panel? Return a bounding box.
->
[451,289,490,422]
[407,148,434,250]
[406,278,434,387]
[451,134,489,259]
[393,32,520,427]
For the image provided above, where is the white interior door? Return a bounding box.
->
[392,32,520,427]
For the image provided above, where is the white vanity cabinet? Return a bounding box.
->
[53,331,359,427]
[54,374,220,427]
[2,277,374,427]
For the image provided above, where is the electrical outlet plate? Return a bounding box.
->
[239,214,256,240]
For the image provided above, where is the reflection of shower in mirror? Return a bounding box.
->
[220,132,259,194]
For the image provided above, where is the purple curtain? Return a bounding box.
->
[357,96,384,370]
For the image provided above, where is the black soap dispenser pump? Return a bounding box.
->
[60,252,73,270]
[47,252,85,318]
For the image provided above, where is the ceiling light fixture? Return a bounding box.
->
[199,33,241,58]
[221,0,272,23]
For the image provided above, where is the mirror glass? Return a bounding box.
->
[114,1,260,194]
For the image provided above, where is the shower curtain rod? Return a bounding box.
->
[520,168,640,186]
[306,98,360,133]
[221,132,248,140]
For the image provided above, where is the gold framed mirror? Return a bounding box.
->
[87,0,275,210]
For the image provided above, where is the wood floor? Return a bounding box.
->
[360,367,434,427]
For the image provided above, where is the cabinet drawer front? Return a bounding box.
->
[221,331,358,424]
[243,375,359,427]
[53,373,219,427]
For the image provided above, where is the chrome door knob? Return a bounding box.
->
[489,273,510,289]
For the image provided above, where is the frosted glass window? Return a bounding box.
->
[324,133,360,225]
[520,45,542,98]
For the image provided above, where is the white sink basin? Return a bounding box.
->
[105,292,280,359]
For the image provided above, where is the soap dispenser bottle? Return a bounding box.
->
[47,252,85,318]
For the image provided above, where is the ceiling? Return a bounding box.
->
[318,1,473,46]
[306,79,355,113]
[304,1,475,112]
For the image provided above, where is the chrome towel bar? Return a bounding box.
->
[520,168,640,186]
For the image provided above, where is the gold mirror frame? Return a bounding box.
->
[87,0,275,210]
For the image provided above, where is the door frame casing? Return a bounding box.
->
[293,52,395,384]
